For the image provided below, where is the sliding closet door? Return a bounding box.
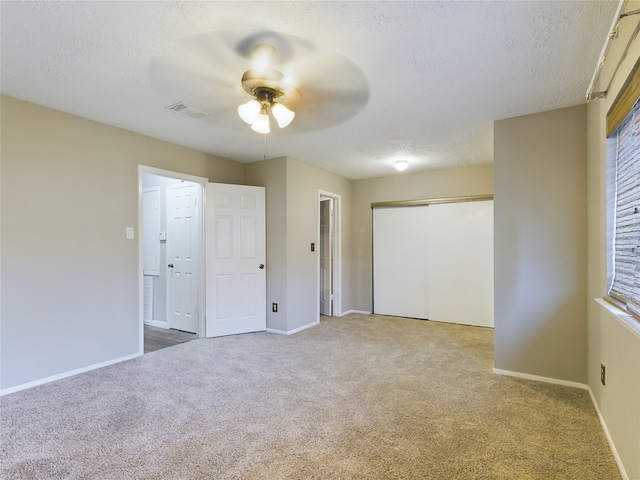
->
[427,201,493,327]
[373,200,493,327]
[373,206,431,319]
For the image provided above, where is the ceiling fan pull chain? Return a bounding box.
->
[263,133,268,161]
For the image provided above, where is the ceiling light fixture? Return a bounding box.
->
[237,68,295,134]
[394,160,408,171]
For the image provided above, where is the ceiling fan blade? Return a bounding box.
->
[148,29,370,132]
[280,50,370,132]
[233,30,315,66]
[148,32,252,124]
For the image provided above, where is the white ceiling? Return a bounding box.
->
[1,1,616,179]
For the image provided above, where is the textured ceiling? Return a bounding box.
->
[1,1,616,179]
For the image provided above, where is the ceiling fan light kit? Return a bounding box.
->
[271,103,295,128]
[395,160,409,171]
[251,110,271,134]
[237,99,261,124]
[238,65,296,134]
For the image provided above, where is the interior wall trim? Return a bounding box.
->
[493,368,628,479]
[493,368,587,389]
[0,352,142,397]
[371,194,493,209]
[340,310,372,316]
[586,386,630,480]
[266,320,319,336]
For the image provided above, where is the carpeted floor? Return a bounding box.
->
[1,314,620,479]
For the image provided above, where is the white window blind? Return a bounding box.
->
[609,97,640,319]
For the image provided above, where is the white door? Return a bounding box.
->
[166,183,201,334]
[320,198,333,316]
[427,201,494,327]
[205,183,266,337]
[373,206,431,319]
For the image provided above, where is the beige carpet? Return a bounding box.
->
[1,314,620,479]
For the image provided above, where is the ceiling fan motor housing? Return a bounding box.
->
[241,69,287,102]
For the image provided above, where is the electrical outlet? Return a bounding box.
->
[272,303,278,313]
[601,364,606,386]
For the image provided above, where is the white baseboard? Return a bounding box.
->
[492,368,588,390]
[340,310,371,316]
[267,321,319,335]
[493,368,628,479]
[144,320,169,329]
[266,328,286,334]
[586,387,629,480]
[0,352,142,397]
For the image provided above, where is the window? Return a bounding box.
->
[607,60,640,320]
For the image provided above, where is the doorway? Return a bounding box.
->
[138,167,267,354]
[318,190,341,319]
[138,166,207,353]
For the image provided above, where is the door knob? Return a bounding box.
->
[259,264,265,269]
[168,263,174,268]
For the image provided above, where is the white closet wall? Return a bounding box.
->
[373,199,493,327]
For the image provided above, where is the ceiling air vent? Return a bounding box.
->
[165,101,209,119]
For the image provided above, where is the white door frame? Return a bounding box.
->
[137,165,207,354]
[317,190,342,319]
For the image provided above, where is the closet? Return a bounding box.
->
[373,196,493,327]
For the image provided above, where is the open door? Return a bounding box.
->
[166,182,201,334]
[320,198,333,316]
[205,183,266,337]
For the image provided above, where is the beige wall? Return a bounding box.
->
[286,157,352,329]
[586,2,640,478]
[0,96,244,389]
[244,157,288,332]
[245,156,352,332]
[351,165,494,311]
[494,104,588,383]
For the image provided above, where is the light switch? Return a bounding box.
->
[126,227,135,240]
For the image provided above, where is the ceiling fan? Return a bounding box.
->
[150,30,370,134]
[236,43,298,134]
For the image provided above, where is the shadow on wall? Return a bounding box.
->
[495,224,585,381]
